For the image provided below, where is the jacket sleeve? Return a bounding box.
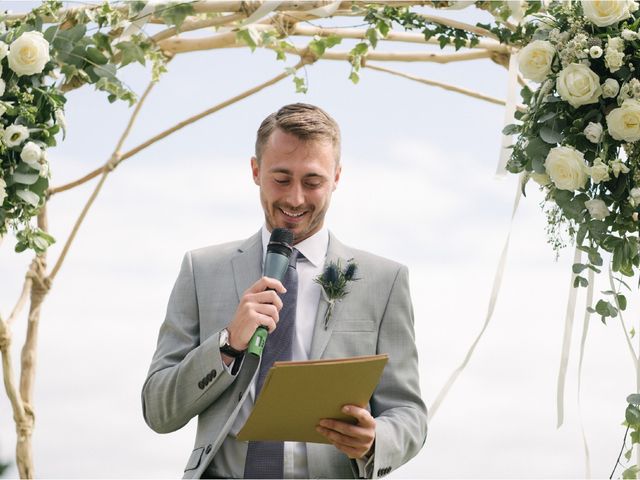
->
[141,251,237,433]
[368,265,428,478]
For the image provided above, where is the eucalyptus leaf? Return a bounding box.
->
[540,126,563,144]
[627,393,640,405]
[10,172,40,185]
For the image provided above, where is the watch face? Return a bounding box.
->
[219,328,229,348]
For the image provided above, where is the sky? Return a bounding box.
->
[1,2,639,478]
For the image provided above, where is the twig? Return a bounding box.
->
[610,425,630,479]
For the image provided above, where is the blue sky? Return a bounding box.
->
[0,2,638,478]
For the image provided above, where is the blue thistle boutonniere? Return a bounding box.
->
[315,259,359,329]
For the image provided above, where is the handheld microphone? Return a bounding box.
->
[247,227,294,357]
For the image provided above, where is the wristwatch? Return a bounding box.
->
[219,328,245,358]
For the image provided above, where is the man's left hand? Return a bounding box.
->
[316,405,376,459]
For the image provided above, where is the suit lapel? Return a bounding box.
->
[309,232,351,359]
[230,231,263,302]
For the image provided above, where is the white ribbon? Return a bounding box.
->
[577,268,594,478]
[496,50,520,177]
[429,181,521,421]
[306,1,342,17]
[556,246,582,428]
[239,1,284,26]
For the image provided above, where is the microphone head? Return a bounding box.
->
[267,228,293,258]
[270,228,294,246]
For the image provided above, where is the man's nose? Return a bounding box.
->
[285,183,304,207]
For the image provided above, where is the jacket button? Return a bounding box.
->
[205,444,212,454]
[206,372,213,382]
[211,369,217,378]
[198,380,204,390]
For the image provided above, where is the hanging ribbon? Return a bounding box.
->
[429,181,521,421]
[577,268,594,478]
[496,50,520,177]
[556,246,582,428]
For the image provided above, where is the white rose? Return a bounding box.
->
[531,172,552,186]
[0,41,7,60]
[630,187,640,206]
[544,146,589,191]
[612,158,630,177]
[518,40,556,82]
[607,99,640,142]
[585,198,610,220]
[589,45,603,59]
[590,158,610,183]
[8,31,50,77]
[584,122,604,143]
[3,124,28,147]
[0,177,6,205]
[557,64,602,108]
[582,0,633,27]
[20,141,42,169]
[602,78,620,98]
[622,29,638,41]
[605,49,625,72]
[608,36,625,51]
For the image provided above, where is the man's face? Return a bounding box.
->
[252,128,341,244]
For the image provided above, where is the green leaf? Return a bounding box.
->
[502,123,520,135]
[574,276,588,288]
[540,126,563,144]
[116,41,146,67]
[236,28,259,52]
[626,404,640,426]
[632,430,640,444]
[572,263,587,274]
[623,465,640,479]
[293,76,307,94]
[366,27,378,49]
[617,294,628,310]
[349,71,360,84]
[324,35,342,49]
[353,42,369,56]
[157,2,195,30]
[627,393,640,405]
[85,47,109,65]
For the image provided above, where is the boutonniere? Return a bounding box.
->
[314,259,359,329]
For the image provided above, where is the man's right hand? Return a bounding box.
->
[224,276,286,360]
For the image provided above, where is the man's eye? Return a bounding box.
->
[305,182,321,188]
[274,178,289,184]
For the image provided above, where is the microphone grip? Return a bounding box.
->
[248,251,289,358]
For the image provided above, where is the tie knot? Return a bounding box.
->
[289,248,303,268]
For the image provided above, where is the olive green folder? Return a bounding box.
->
[237,354,388,444]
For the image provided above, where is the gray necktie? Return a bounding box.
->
[244,248,301,479]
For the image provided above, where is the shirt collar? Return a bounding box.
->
[261,224,328,268]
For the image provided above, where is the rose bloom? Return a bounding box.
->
[8,31,50,76]
[602,78,620,98]
[605,49,625,72]
[518,40,555,82]
[20,141,42,169]
[590,158,610,183]
[584,122,603,143]
[607,99,640,142]
[589,45,603,59]
[611,158,630,177]
[544,146,589,191]
[3,124,29,147]
[0,41,7,60]
[622,29,638,41]
[0,177,6,205]
[582,0,635,27]
[629,187,640,206]
[585,198,610,220]
[557,64,602,108]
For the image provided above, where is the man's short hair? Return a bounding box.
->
[255,103,341,165]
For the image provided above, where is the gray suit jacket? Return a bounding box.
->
[142,231,427,479]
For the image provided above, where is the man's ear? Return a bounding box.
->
[251,157,260,185]
[333,164,342,191]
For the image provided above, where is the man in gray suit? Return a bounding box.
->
[142,103,427,478]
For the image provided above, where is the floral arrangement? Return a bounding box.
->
[0,1,177,254]
[505,0,640,322]
[315,259,359,329]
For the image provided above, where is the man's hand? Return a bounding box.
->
[224,277,286,363]
[316,405,376,459]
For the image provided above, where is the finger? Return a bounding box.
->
[250,290,284,310]
[253,303,279,323]
[332,443,364,459]
[254,312,277,333]
[247,277,286,294]
[316,426,363,449]
[318,420,373,443]
[342,405,376,428]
